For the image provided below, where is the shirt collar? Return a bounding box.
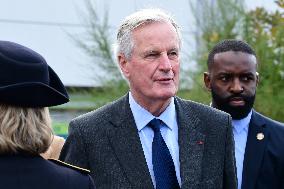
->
[232,110,252,134]
[129,92,176,132]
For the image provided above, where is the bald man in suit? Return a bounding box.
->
[204,39,284,189]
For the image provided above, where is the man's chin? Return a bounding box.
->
[230,113,250,120]
[226,106,251,120]
[156,88,177,98]
[211,90,255,120]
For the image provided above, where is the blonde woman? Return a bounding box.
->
[0,41,95,189]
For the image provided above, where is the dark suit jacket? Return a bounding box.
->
[60,94,237,189]
[0,153,95,189]
[241,111,284,189]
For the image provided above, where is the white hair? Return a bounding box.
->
[114,8,182,60]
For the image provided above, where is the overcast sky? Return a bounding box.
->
[0,0,279,86]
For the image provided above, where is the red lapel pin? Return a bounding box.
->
[197,140,204,145]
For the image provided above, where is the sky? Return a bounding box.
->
[0,0,279,86]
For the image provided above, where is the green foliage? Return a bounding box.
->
[89,80,129,106]
[190,0,245,70]
[72,0,125,86]
[177,87,211,105]
[52,122,68,136]
[241,0,284,121]
[190,0,284,122]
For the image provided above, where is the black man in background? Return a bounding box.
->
[204,39,284,189]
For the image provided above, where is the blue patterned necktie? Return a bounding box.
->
[148,118,180,189]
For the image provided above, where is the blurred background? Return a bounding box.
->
[0,0,283,138]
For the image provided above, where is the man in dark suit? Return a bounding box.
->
[204,39,284,189]
[60,9,237,189]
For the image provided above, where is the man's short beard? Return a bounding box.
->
[211,90,255,120]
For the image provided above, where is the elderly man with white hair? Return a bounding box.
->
[60,9,237,189]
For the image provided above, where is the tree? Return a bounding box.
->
[241,0,284,121]
[72,0,125,86]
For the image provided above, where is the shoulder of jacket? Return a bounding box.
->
[253,111,284,127]
[48,159,90,174]
[71,94,128,124]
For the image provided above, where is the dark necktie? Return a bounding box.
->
[148,118,180,189]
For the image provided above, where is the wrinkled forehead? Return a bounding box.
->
[131,21,180,50]
[136,21,180,42]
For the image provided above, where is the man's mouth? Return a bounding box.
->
[228,97,245,106]
[156,77,173,83]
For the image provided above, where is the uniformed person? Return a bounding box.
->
[0,41,95,189]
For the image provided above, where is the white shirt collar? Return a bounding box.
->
[129,92,176,131]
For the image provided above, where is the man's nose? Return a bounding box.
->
[230,78,244,93]
[159,53,172,71]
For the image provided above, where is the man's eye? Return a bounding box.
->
[219,76,230,82]
[240,75,254,82]
[145,53,159,59]
[241,76,248,81]
[148,53,157,57]
[168,51,179,59]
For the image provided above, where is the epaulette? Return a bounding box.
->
[49,158,90,174]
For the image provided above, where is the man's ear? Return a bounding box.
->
[118,53,130,78]
[204,72,211,91]
[256,71,260,87]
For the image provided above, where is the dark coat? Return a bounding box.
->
[241,111,284,189]
[60,94,237,189]
[0,153,95,189]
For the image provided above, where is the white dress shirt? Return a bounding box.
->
[232,110,252,189]
[129,92,181,187]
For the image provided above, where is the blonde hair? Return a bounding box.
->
[0,104,53,155]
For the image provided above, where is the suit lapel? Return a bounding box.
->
[107,94,154,188]
[242,110,268,189]
[175,98,205,188]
